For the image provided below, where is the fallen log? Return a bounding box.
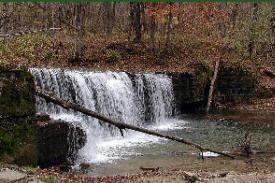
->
[35,87,234,159]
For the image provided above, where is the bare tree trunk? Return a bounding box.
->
[206,58,220,115]
[166,2,173,47]
[74,3,83,59]
[133,2,142,43]
[112,2,116,24]
[128,2,135,40]
[58,4,62,28]
[35,87,234,159]
[149,3,157,53]
[217,2,227,38]
[248,2,258,57]
[103,2,113,36]
[205,2,227,114]
[230,3,239,30]
[1,3,8,33]
[140,2,146,32]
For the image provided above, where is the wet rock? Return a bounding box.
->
[172,71,209,114]
[0,121,87,169]
[80,162,90,170]
[171,66,258,114]
[37,121,86,169]
[219,172,229,177]
[0,64,39,166]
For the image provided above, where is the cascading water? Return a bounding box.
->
[29,68,175,164]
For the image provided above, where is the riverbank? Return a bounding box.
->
[1,149,275,182]
[205,97,275,127]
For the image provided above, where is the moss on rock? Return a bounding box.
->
[0,62,35,121]
[0,62,38,166]
[0,124,38,166]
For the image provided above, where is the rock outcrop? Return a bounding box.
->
[0,62,86,168]
[38,121,86,169]
[0,62,36,126]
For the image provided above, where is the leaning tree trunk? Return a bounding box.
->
[35,86,234,159]
[205,2,227,115]
[205,58,220,115]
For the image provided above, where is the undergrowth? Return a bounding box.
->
[0,29,269,74]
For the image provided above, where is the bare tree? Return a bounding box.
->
[74,3,84,59]
[149,3,156,53]
[205,2,227,115]
[166,2,173,47]
[102,2,113,36]
[133,2,142,43]
[248,2,259,57]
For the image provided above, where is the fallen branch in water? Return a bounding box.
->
[140,166,160,171]
[35,86,235,159]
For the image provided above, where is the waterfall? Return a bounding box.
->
[29,68,174,163]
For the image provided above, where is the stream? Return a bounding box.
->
[29,68,274,176]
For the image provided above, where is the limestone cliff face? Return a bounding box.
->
[171,66,258,114]
[172,71,209,114]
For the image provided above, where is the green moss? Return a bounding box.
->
[0,63,36,118]
[0,125,38,166]
[15,143,38,167]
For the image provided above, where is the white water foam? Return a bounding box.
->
[29,68,179,164]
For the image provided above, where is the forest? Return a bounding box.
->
[0,2,273,70]
[0,2,274,183]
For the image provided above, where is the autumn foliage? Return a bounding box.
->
[0,2,273,72]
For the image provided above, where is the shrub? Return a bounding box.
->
[105,49,121,63]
